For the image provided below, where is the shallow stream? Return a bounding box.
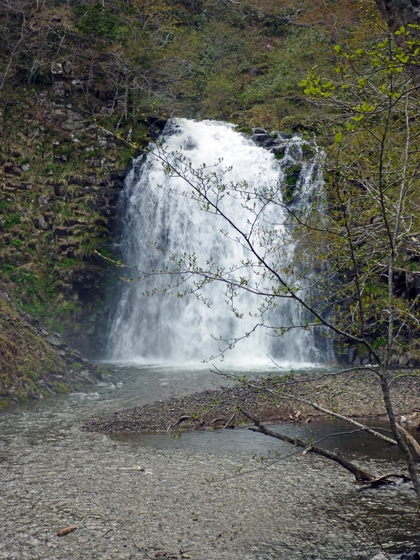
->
[1,364,419,560]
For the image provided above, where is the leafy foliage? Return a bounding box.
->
[0,0,386,126]
[74,3,121,40]
[300,27,420,365]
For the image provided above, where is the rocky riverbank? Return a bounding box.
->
[82,369,420,434]
[0,283,103,407]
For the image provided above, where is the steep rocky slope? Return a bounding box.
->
[0,281,103,407]
[0,70,165,404]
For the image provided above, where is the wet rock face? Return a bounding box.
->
[64,266,113,357]
[1,73,168,359]
[0,113,127,357]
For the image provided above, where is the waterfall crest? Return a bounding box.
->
[108,119,325,366]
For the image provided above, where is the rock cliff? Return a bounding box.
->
[0,62,165,405]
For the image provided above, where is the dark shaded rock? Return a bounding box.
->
[109,170,126,181]
[252,133,270,144]
[55,227,72,237]
[271,145,286,156]
[67,176,85,185]
[276,131,294,139]
[252,127,267,134]
[401,552,420,560]
[46,335,62,347]
[4,162,20,175]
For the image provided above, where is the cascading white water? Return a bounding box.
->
[108,119,325,366]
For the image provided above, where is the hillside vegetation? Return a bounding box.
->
[1,0,385,127]
[0,0,410,404]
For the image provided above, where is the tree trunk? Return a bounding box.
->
[377,370,420,496]
[374,0,420,33]
[374,0,420,88]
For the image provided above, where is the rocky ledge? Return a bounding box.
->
[82,369,420,433]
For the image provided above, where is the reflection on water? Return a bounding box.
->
[1,362,419,559]
[109,417,403,461]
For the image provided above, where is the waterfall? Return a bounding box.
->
[108,119,326,366]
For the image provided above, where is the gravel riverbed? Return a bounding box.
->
[82,371,420,434]
[2,423,419,560]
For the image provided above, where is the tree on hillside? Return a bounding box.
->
[108,28,420,497]
[374,0,420,33]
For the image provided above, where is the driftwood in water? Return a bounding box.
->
[211,368,398,446]
[354,472,411,486]
[242,408,410,485]
[57,526,78,537]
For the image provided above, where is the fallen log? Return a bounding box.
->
[353,472,411,486]
[245,408,412,486]
[243,408,376,482]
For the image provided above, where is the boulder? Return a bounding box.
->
[46,335,62,347]
[50,62,63,77]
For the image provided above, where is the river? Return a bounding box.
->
[1,363,419,560]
